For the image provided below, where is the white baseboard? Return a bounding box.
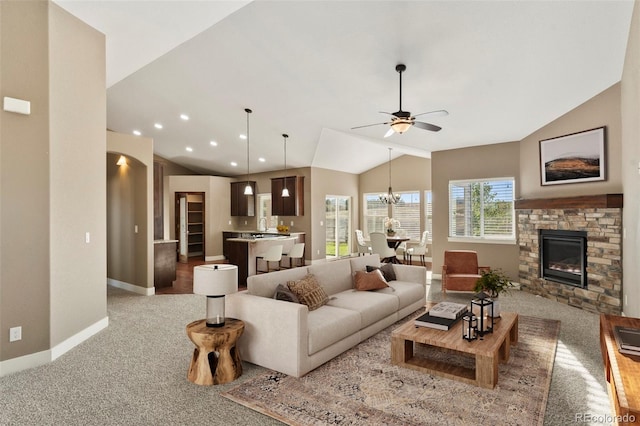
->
[107,278,154,295]
[205,255,226,262]
[431,273,442,280]
[0,316,108,377]
[51,316,109,360]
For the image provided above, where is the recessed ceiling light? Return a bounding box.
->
[230,161,238,167]
[154,123,163,129]
[239,134,247,140]
[210,141,218,147]
[133,130,141,136]
[186,147,193,152]
[258,157,266,162]
[180,114,189,121]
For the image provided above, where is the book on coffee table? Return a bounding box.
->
[428,301,468,320]
[613,326,640,355]
[414,312,462,331]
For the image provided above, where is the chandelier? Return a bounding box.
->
[379,147,401,204]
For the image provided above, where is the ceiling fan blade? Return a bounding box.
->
[383,128,395,138]
[351,121,389,130]
[412,109,449,118]
[379,111,395,116]
[414,121,442,132]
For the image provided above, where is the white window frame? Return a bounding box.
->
[424,190,433,242]
[362,193,388,237]
[448,177,516,245]
[391,191,421,241]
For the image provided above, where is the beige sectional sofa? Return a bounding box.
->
[226,254,427,377]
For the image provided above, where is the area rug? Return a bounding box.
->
[222,312,560,426]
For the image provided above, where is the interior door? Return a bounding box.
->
[176,193,188,263]
[325,195,351,259]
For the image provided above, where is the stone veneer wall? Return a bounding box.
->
[518,208,622,315]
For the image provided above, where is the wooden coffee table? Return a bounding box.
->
[391,311,518,389]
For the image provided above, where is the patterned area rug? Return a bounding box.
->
[222,312,560,426]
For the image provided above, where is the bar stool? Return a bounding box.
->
[281,243,305,269]
[255,245,283,274]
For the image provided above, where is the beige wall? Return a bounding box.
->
[431,142,520,280]
[1,1,106,368]
[519,83,622,199]
[49,3,107,346]
[107,131,153,292]
[621,0,640,317]
[1,0,51,362]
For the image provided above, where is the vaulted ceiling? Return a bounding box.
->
[55,0,634,176]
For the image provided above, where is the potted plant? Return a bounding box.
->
[473,268,514,317]
[384,217,400,236]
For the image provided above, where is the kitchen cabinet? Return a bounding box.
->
[271,176,304,216]
[231,181,256,216]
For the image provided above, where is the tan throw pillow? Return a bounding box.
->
[287,274,329,311]
[353,269,389,291]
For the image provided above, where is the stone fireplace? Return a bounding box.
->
[516,194,622,315]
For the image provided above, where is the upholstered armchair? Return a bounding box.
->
[441,250,489,293]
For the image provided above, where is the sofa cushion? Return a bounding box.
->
[327,290,398,328]
[375,280,425,310]
[288,274,329,311]
[366,263,397,282]
[353,269,389,291]
[307,305,361,355]
[349,254,382,273]
[273,283,300,303]
[247,266,309,298]
[307,260,353,295]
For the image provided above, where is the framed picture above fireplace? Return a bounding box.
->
[539,126,606,186]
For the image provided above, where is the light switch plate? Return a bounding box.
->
[3,97,31,115]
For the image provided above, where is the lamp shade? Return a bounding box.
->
[193,264,238,296]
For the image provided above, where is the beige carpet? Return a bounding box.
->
[222,312,560,426]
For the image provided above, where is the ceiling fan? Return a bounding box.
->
[352,64,448,137]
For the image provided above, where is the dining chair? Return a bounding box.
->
[255,244,283,274]
[355,230,372,256]
[405,231,429,266]
[369,232,397,263]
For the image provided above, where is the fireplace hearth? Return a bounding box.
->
[539,229,587,288]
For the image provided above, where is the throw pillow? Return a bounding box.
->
[366,262,397,282]
[287,274,329,311]
[354,269,389,291]
[273,283,300,303]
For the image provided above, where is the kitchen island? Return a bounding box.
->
[223,231,305,287]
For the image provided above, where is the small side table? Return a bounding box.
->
[186,318,244,385]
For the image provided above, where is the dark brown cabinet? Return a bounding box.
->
[230,181,255,216]
[271,176,304,216]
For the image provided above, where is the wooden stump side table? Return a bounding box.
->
[186,318,244,385]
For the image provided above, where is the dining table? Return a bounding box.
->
[386,236,410,263]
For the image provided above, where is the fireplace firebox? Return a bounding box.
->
[539,229,587,288]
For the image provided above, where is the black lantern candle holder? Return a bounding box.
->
[462,312,478,341]
[471,292,494,336]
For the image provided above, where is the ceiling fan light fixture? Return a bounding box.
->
[390,119,413,134]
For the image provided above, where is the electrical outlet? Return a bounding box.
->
[228,220,232,225]
[320,221,323,226]
[85,232,90,243]
[134,225,138,233]
[290,221,294,226]
[9,326,22,342]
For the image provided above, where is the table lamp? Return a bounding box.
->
[193,264,238,327]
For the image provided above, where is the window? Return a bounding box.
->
[363,194,387,236]
[391,192,421,241]
[325,195,351,258]
[424,190,432,242]
[257,193,277,230]
[448,178,515,242]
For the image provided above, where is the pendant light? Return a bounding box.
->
[379,147,401,204]
[282,134,290,197]
[243,108,253,196]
